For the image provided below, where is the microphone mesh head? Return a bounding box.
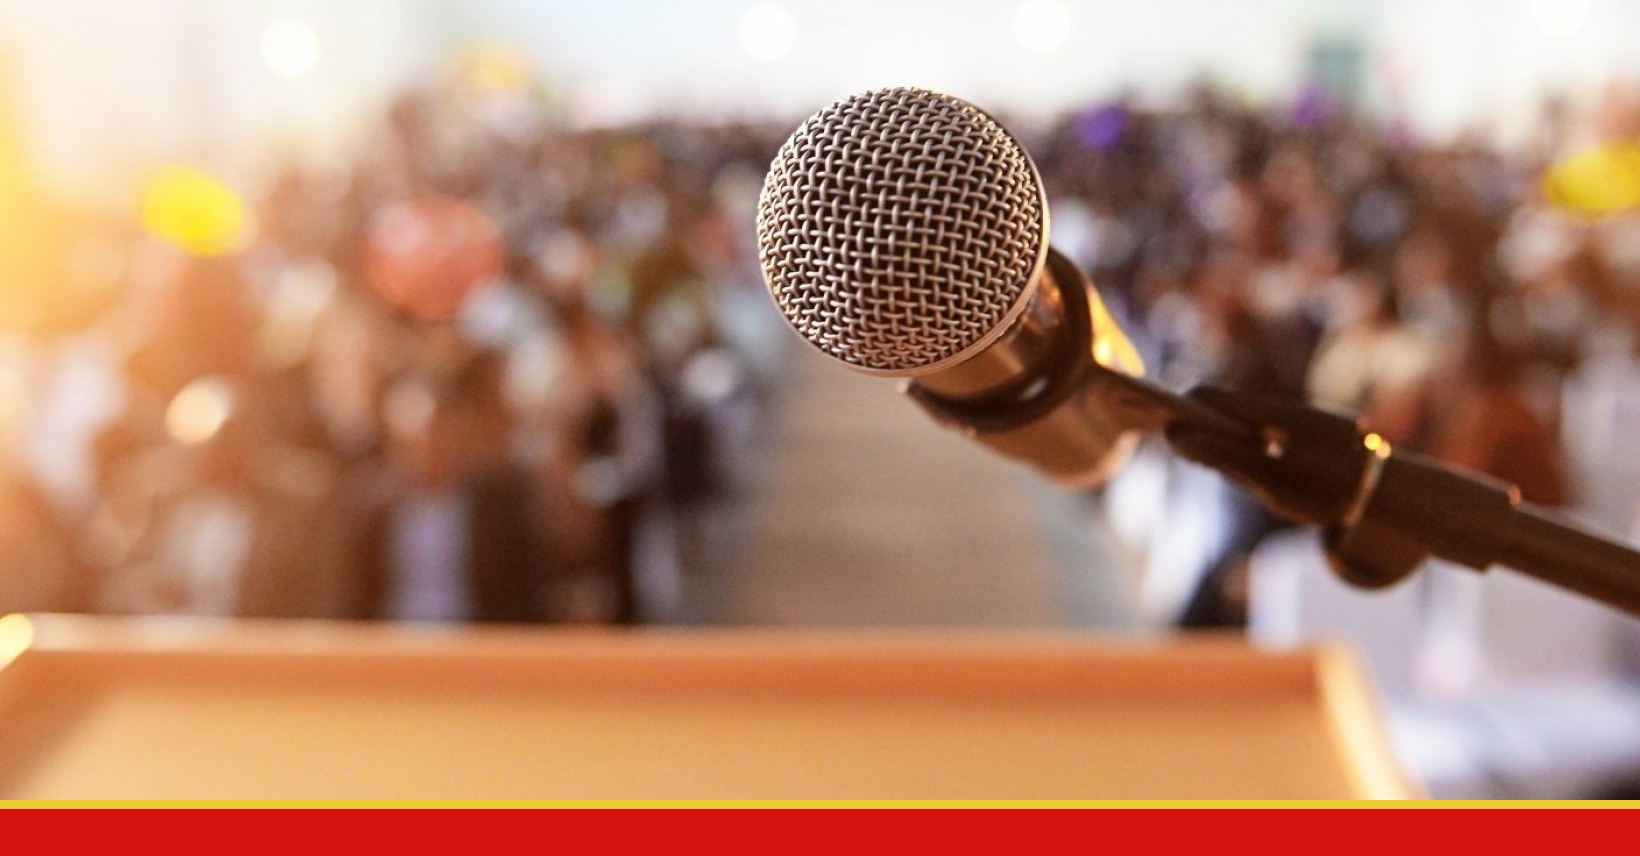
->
[756,88,1047,374]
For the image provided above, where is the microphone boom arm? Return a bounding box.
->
[901,250,1640,616]
[1162,386,1640,618]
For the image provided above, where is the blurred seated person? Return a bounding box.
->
[346,367,551,623]
[1433,332,1568,507]
[0,470,90,614]
[123,254,256,403]
[1306,269,1436,444]
[88,376,344,617]
[520,252,664,624]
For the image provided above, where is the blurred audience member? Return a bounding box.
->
[0,472,88,614]
[1433,333,1569,507]
[347,368,551,622]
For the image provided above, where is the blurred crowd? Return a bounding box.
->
[1034,83,1640,626]
[0,78,788,623]
[6,75,1640,629]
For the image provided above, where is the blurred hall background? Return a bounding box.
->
[3,0,1640,798]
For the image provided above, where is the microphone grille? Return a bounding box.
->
[755,88,1047,374]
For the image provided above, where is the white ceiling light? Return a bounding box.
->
[1528,0,1592,38]
[739,4,796,63]
[262,19,322,79]
[1014,0,1072,55]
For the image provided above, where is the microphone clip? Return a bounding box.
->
[1163,388,1516,590]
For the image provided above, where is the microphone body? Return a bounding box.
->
[755,87,1158,489]
[901,247,1146,488]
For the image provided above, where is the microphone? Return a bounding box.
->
[755,87,1640,618]
[755,87,1225,488]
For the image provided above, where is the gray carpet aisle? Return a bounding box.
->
[721,346,1065,626]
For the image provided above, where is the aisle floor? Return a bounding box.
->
[717,347,1093,626]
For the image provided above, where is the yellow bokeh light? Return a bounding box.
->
[459,44,533,93]
[138,166,253,257]
[165,377,235,445]
[0,614,34,672]
[1544,142,1640,217]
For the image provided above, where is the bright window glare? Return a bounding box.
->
[1014,0,1072,55]
[261,18,322,78]
[739,3,796,63]
[1528,0,1592,38]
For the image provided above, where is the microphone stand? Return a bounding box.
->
[1142,383,1640,618]
[899,252,1640,616]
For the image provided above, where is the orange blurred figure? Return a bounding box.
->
[364,195,504,321]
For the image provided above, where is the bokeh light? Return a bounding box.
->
[1544,141,1640,216]
[137,167,253,257]
[738,3,796,63]
[458,43,533,94]
[364,195,505,321]
[165,377,236,446]
[1014,0,1072,55]
[261,19,322,79]
[1527,0,1592,38]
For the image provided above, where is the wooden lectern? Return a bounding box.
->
[0,614,1414,799]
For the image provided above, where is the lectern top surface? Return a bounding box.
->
[0,615,1412,800]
